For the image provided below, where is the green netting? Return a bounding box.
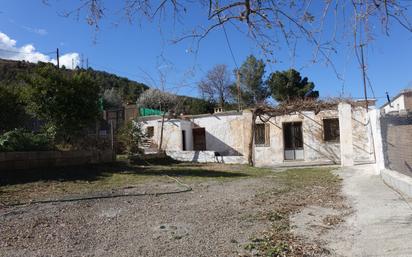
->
[139,108,164,116]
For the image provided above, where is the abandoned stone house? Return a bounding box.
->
[137,101,377,167]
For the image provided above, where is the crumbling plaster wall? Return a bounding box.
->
[253,110,341,167]
[139,105,374,167]
[140,115,246,155]
[140,119,185,151]
[190,113,245,156]
[352,107,375,163]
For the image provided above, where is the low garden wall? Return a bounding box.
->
[166,150,246,164]
[0,150,114,171]
[381,168,412,198]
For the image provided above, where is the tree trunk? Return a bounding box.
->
[158,113,166,151]
[248,109,257,166]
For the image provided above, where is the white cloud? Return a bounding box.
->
[56,52,80,69]
[0,32,80,69]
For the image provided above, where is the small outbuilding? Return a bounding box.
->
[137,100,377,167]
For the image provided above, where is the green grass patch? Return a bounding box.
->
[0,161,271,205]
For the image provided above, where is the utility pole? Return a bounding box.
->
[56,48,60,69]
[236,70,241,111]
[86,58,89,69]
[360,44,368,111]
[81,53,84,69]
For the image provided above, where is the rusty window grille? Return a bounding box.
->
[255,123,270,146]
[323,118,340,142]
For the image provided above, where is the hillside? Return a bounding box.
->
[0,58,149,104]
[0,59,214,114]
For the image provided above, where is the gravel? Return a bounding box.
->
[0,177,278,257]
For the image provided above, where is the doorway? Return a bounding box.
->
[182,130,187,151]
[283,122,304,160]
[193,127,206,151]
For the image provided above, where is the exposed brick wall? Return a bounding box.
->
[380,113,412,177]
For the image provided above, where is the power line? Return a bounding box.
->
[219,15,241,110]
[220,19,238,69]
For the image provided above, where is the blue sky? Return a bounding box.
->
[0,1,411,106]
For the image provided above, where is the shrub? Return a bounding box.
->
[0,129,52,152]
[115,121,143,156]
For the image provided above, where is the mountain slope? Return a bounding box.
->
[0,59,213,114]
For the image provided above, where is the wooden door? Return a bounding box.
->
[193,128,206,151]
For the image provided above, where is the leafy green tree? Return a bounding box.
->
[267,69,319,102]
[180,97,215,115]
[0,85,29,133]
[230,55,269,107]
[116,120,143,155]
[24,63,100,142]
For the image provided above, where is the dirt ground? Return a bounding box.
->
[0,163,345,257]
[291,165,412,257]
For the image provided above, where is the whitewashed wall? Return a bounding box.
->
[352,107,375,163]
[253,110,342,167]
[382,95,405,114]
[138,105,375,167]
[190,113,245,156]
[166,150,247,164]
[140,119,187,151]
[180,120,193,150]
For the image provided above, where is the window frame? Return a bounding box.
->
[146,126,154,138]
[254,123,270,147]
[323,118,340,142]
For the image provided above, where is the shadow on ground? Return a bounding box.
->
[0,160,248,187]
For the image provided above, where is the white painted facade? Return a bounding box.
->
[381,89,412,114]
[189,113,244,156]
[137,103,376,167]
[382,94,405,114]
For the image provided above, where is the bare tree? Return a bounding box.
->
[54,1,411,63]
[49,0,412,165]
[199,64,232,107]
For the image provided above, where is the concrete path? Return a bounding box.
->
[330,164,412,257]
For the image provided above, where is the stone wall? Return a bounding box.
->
[380,112,412,177]
[0,150,114,171]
